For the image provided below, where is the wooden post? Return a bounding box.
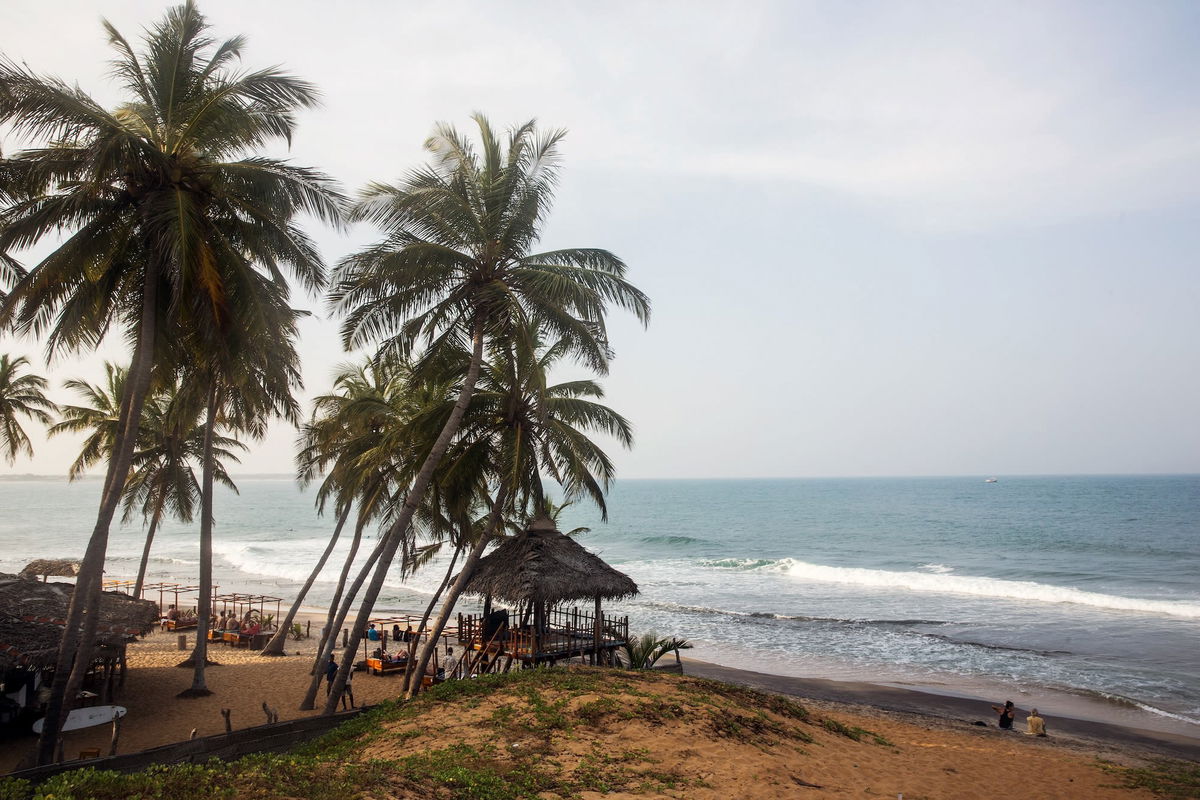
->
[221,708,232,733]
[306,620,311,639]
[593,596,602,666]
[177,634,187,650]
[342,628,348,648]
[108,711,122,756]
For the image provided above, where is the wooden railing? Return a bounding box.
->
[456,604,629,662]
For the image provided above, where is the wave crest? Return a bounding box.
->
[771,559,1200,618]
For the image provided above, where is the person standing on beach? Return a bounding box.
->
[1025,708,1047,736]
[991,700,1016,729]
[325,654,338,696]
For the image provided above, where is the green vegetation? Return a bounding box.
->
[1099,758,1200,799]
[0,668,900,800]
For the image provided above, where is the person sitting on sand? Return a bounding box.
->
[393,624,402,642]
[366,622,380,642]
[1025,708,1048,737]
[991,700,1016,729]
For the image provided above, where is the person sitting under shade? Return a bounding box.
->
[481,609,509,643]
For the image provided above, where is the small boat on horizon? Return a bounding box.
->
[985,477,998,483]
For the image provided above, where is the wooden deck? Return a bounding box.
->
[455,605,629,675]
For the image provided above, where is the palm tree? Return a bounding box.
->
[395,327,633,700]
[0,353,57,463]
[49,364,243,597]
[322,115,649,708]
[0,3,341,760]
[122,378,245,598]
[261,358,403,660]
[293,355,458,708]
[180,284,304,697]
[48,363,126,479]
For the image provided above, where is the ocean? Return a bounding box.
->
[2,474,1197,737]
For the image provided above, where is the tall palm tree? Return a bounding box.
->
[122,378,245,598]
[293,355,457,708]
[323,115,649,708]
[261,358,401,660]
[180,284,304,697]
[0,353,57,463]
[395,328,632,700]
[49,364,243,597]
[0,3,341,761]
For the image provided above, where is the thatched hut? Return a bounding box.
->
[0,578,158,712]
[18,559,82,582]
[455,517,637,670]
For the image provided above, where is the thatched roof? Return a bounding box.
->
[19,558,82,579]
[459,517,638,605]
[0,579,158,669]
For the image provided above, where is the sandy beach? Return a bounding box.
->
[4,610,1197,797]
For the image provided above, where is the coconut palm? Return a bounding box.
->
[49,364,243,597]
[262,357,408,660]
[393,328,633,701]
[48,363,127,479]
[122,378,245,598]
[180,282,304,697]
[294,355,465,708]
[322,115,649,708]
[0,2,341,759]
[0,353,57,463]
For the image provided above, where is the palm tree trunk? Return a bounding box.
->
[36,259,159,765]
[309,513,371,672]
[402,539,464,695]
[179,380,218,697]
[322,316,487,714]
[261,503,352,657]
[133,500,166,599]
[404,489,506,700]
[299,527,385,710]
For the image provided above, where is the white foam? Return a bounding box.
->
[771,559,1200,619]
[918,563,954,574]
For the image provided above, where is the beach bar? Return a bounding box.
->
[0,576,158,728]
[455,516,637,675]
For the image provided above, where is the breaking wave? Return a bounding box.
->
[702,557,1200,618]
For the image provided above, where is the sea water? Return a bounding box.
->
[1,474,1197,736]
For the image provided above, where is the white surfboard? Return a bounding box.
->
[33,705,126,734]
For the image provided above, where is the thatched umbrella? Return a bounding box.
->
[18,558,82,582]
[457,516,637,659]
[0,578,159,670]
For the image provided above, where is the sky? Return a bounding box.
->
[2,0,1199,479]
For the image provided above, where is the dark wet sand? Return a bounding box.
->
[682,657,1200,762]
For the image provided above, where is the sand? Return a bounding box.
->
[3,616,1197,798]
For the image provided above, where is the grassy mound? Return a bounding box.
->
[0,667,893,800]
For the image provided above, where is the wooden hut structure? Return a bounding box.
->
[455,516,637,674]
[18,559,82,582]
[0,578,158,721]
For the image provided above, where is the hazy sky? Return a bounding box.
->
[2,0,1198,479]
